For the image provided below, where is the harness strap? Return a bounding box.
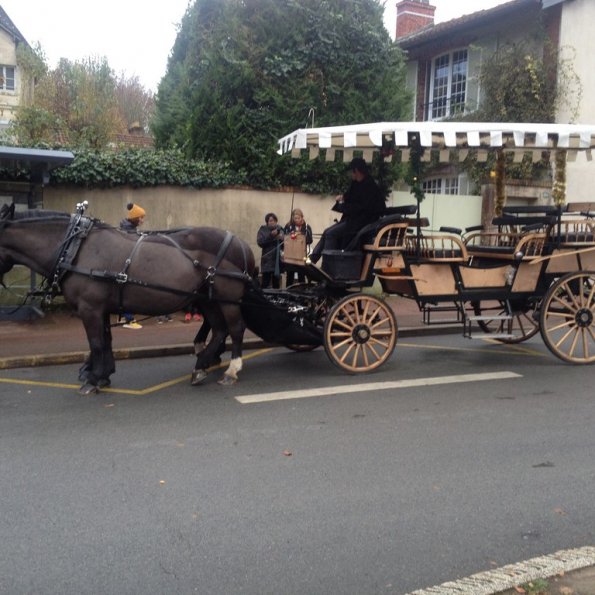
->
[118,234,146,281]
[58,263,199,298]
[205,231,234,298]
[51,215,95,290]
[58,262,252,296]
[155,233,200,268]
[54,225,252,307]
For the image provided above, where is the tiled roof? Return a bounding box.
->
[397,0,540,49]
[112,133,154,149]
[0,4,29,46]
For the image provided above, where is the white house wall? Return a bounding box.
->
[390,190,482,231]
[557,0,595,206]
[0,28,19,126]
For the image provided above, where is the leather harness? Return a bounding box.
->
[47,215,252,309]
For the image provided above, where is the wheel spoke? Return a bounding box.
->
[568,326,580,358]
[360,343,369,367]
[364,304,382,325]
[551,292,576,313]
[334,318,354,332]
[555,326,577,350]
[330,330,352,338]
[582,327,589,360]
[368,337,390,350]
[547,319,575,332]
[561,281,582,311]
[370,317,390,331]
[333,336,354,350]
[364,341,381,361]
[587,280,595,309]
[339,341,357,364]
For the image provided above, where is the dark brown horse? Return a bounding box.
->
[0,203,255,393]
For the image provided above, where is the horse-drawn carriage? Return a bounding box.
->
[1,121,594,393]
[258,121,595,369]
[242,198,595,369]
[253,200,595,368]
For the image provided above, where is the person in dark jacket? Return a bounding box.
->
[257,212,284,288]
[309,157,385,263]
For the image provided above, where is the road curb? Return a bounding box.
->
[405,546,595,595]
[0,325,459,369]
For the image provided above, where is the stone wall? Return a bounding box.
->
[44,185,486,260]
[44,185,340,262]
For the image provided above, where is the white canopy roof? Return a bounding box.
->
[277,121,595,163]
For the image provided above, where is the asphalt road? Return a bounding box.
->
[1,335,594,594]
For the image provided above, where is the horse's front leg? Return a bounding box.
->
[218,303,246,386]
[79,310,115,394]
[99,314,116,387]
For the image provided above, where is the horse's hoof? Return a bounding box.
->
[217,374,237,386]
[79,383,99,395]
[191,369,208,385]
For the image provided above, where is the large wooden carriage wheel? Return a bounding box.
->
[539,271,595,364]
[472,300,539,344]
[323,294,398,373]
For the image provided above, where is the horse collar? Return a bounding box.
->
[51,215,95,291]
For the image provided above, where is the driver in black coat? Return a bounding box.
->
[309,157,386,263]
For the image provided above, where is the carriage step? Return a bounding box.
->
[423,304,464,325]
[468,333,516,340]
[466,315,513,322]
[425,305,461,312]
[423,317,462,325]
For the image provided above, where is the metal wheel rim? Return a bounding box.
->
[323,294,397,373]
[539,271,595,364]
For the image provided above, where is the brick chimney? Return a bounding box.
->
[396,0,436,38]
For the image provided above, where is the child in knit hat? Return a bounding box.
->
[119,202,146,231]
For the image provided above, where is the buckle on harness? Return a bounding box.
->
[206,266,216,283]
[116,272,128,284]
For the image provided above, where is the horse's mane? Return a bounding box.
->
[11,209,71,221]
[1,207,112,229]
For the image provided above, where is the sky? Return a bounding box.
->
[3,0,507,93]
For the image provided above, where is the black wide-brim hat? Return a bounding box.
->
[347,157,368,173]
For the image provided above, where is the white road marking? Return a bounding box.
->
[235,371,522,404]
